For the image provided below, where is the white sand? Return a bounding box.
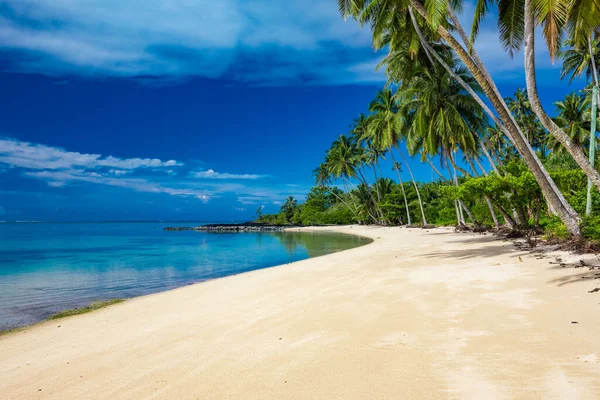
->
[1,225,600,399]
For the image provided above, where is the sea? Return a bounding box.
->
[0,222,369,331]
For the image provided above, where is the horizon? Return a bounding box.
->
[0,0,588,222]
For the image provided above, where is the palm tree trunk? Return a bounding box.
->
[331,190,361,222]
[390,151,411,225]
[425,157,448,181]
[589,35,600,112]
[487,195,517,229]
[356,169,384,224]
[472,158,500,227]
[523,0,600,192]
[479,140,502,174]
[409,1,582,237]
[468,158,479,176]
[342,177,369,224]
[396,145,428,225]
[445,159,464,225]
[371,164,382,203]
[449,152,478,225]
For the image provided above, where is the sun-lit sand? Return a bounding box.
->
[2,226,600,399]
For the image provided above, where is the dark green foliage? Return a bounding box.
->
[48,299,125,320]
[257,186,357,226]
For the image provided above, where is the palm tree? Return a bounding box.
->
[506,89,547,152]
[326,135,381,223]
[367,89,428,224]
[338,0,583,237]
[312,163,361,221]
[517,0,600,194]
[281,196,298,222]
[547,93,591,154]
[392,161,412,225]
[397,62,483,225]
[559,37,600,84]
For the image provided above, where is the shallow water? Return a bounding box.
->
[0,222,370,330]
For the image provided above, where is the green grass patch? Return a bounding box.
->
[47,299,125,320]
[0,299,125,338]
[0,326,25,337]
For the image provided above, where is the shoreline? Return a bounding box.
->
[2,225,600,399]
[0,224,371,336]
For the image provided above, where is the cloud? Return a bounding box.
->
[0,138,179,170]
[192,169,266,180]
[0,137,304,206]
[0,0,378,85]
[23,169,214,201]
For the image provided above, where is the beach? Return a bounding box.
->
[1,225,600,399]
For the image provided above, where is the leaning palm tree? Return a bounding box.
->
[491,0,600,194]
[392,161,412,225]
[559,37,600,84]
[339,0,584,237]
[547,92,591,154]
[312,163,361,221]
[367,89,428,225]
[281,196,298,222]
[398,62,483,226]
[326,135,380,223]
[506,88,547,152]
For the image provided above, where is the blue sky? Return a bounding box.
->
[0,0,588,221]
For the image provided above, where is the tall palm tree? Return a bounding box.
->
[397,63,483,225]
[312,163,360,221]
[506,88,547,152]
[392,161,412,225]
[367,89,428,224]
[339,0,583,237]
[547,92,591,154]
[281,196,298,222]
[559,37,600,84]
[326,135,381,223]
[517,0,600,194]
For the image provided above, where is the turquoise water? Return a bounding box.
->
[0,222,370,330]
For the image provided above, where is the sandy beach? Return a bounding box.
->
[1,225,600,399]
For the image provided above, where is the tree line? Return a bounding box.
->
[259,0,600,240]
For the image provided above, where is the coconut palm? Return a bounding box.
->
[559,37,600,84]
[397,61,484,226]
[506,88,547,152]
[547,92,591,154]
[367,89,428,224]
[312,163,361,222]
[392,161,412,225]
[338,0,583,237]
[281,196,298,222]
[326,135,381,223]
[494,0,600,195]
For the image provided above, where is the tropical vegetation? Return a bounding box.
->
[259,0,600,242]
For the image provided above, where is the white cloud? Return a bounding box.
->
[192,169,265,180]
[0,138,179,170]
[0,0,377,84]
[23,168,214,201]
[0,0,565,85]
[0,137,302,206]
[108,169,129,176]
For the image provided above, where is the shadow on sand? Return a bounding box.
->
[419,233,522,260]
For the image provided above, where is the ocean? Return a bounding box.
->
[0,222,369,331]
